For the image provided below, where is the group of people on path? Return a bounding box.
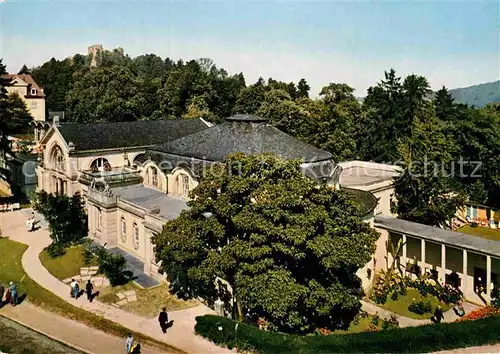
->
[124,308,172,353]
[70,279,96,302]
[0,281,18,307]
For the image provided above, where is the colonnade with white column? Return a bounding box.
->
[389,232,497,304]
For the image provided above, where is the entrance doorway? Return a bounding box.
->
[473,267,498,294]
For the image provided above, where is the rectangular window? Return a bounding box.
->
[182,175,189,197]
[97,208,102,229]
[30,101,37,109]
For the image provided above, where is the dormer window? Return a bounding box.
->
[31,88,37,95]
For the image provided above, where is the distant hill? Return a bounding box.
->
[449,81,500,108]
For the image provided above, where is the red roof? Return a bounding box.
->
[3,74,46,98]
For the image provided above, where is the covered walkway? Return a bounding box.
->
[375,215,500,304]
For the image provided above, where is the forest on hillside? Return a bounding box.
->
[449,80,500,108]
[3,47,500,217]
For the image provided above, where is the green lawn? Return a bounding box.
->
[380,288,451,320]
[459,225,500,241]
[99,283,198,318]
[332,314,382,334]
[0,237,183,354]
[39,245,98,280]
[40,243,197,317]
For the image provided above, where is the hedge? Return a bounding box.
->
[195,314,500,353]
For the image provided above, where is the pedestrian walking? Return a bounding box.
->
[125,333,134,353]
[432,305,444,324]
[86,280,94,301]
[9,282,18,306]
[0,282,4,308]
[158,307,169,333]
[70,279,80,299]
[4,288,11,305]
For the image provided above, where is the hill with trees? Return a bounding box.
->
[449,80,500,107]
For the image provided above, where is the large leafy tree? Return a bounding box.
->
[153,154,379,334]
[66,65,146,122]
[232,77,267,114]
[0,59,13,181]
[33,191,87,245]
[32,56,88,112]
[435,89,500,208]
[311,83,361,161]
[391,118,466,227]
[158,59,244,122]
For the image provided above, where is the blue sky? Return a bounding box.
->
[1,0,498,96]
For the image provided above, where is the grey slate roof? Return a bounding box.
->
[112,184,188,220]
[57,118,209,152]
[375,215,500,257]
[150,114,333,163]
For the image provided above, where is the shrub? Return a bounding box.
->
[94,245,134,286]
[45,242,67,258]
[408,299,432,315]
[196,314,500,353]
[82,241,95,266]
[440,284,462,304]
[381,315,399,331]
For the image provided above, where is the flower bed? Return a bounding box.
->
[457,306,500,322]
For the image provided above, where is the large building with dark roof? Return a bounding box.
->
[37,114,355,287]
[36,113,500,304]
[36,116,212,197]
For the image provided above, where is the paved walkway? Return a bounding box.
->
[1,302,166,354]
[361,298,480,328]
[1,210,230,354]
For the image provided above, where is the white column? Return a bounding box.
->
[441,244,446,284]
[420,239,426,274]
[402,234,407,276]
[462,249,468,292]
[487,255,492,298]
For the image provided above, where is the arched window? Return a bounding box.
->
[151,167,158,187]
[120,217,127,243]
[133,153,145,166]
[91,158,111,172]
[133,223,140,250]
[146,166,161,189]
[51,145,65,171]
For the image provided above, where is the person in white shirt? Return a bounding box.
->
[125,333,134,353]
[70,279,79,298]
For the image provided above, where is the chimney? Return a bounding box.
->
[53,116,60,127]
